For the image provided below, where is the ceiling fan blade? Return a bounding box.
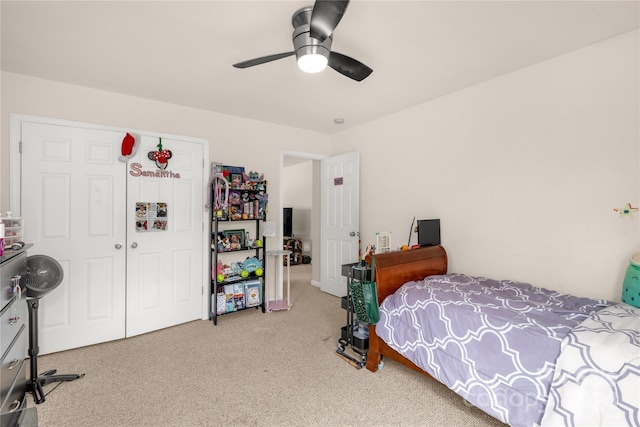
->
[328,51,372,81]
[310,0,350,42]
[233,52,295,69]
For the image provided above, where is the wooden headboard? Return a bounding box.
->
[371,245,448,303]
[365,245,448,373]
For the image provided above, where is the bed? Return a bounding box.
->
[365,245,640,427]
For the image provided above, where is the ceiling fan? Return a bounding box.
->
[233,0,373,82]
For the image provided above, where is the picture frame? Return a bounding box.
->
[376,231,391,254]
[230,173,243,189]
[224,229,245,248]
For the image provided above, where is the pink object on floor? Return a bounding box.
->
[267,299,290,311]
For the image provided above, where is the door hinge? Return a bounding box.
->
[18,140,22,154]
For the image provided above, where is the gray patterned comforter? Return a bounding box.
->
[376,274,611,427]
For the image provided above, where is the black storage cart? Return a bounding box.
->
[336,262,372,369]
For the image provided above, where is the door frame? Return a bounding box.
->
[9,113,211,320]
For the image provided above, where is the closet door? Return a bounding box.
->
[21,122,127,354]
[125,135,204,337]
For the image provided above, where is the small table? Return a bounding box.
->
[265,250,292,311]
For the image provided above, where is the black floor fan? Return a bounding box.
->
[25,255,84,404]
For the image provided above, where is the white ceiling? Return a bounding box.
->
[2,1,639,135]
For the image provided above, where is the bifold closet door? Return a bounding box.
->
[21,122,127,354]
[21,122,205,352]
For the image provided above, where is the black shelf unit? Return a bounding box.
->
[210,217,266,325]
[209,177,268,325]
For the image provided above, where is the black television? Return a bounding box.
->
[283,207,293,238]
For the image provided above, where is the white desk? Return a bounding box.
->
[265,250,292,311]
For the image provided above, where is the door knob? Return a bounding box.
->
[350,231,356,237]
[115,243,122,249]
[131,242,138,249]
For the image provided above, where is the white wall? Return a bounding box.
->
[0,72,332,228]
[2,30,638,303]
[0,72,332,300]
[332,31,640,302]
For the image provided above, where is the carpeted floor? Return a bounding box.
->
[26,264,505,427]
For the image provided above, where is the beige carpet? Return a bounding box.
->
[27,264,505,427]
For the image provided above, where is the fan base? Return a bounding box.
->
[291,6,313,28]
[29,371,85,404]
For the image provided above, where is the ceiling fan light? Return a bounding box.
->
[297,53,328,73]
[293,23,331,74]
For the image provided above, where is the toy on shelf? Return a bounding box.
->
[212,165,268,220]
[245,281,261,307]
[207,163,229,220]
[222,165,245,189]
[215,257,264,284]
[216,232,231,252]
[242,257,264,277]
[242,171,266,191]
[217,262,234,282]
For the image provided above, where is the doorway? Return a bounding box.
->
[280,150,360,299]
[282,152,322,289]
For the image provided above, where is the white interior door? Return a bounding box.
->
[125,135,204,337]
[21,122,127,354]
[320,151,360,297]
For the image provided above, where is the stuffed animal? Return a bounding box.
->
[243,171,264,183]
[257,193,268,218]
[217,232,231,252]
[243,257,263,276]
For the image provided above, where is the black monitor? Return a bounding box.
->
[417,219,440,247]
[283,207,293,238]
